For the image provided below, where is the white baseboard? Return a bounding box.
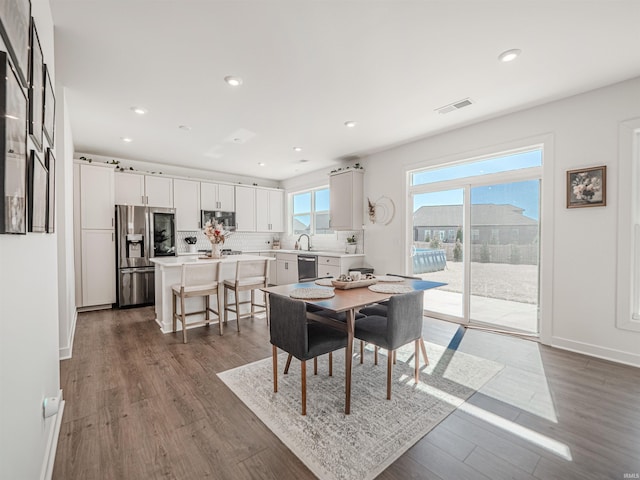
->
[59,311,77,360]
[40,390,65,480]
[551,336,640,368]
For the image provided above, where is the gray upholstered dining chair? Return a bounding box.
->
[354,290,427,400]
[269,293,348,415]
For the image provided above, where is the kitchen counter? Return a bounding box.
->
[245,249,365,259]
[151,254,274,333]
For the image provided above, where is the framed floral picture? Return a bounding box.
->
[28,17,44,151]
[566,165,606,208]
[0,0,31,87]
[28,149,47,232]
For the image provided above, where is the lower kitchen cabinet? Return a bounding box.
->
[81,229,116,307]
[317,256,342,278]
[276,253,298,285]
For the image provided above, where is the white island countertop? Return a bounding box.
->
[244,249,364,259]
[151,253,269,267]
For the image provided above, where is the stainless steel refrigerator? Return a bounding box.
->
[115,205,176,307]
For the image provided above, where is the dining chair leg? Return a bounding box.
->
[360,340,364,364]
[272,345,278,393]
[387,352,393,400]
[284,354,292,374]
[414,339,420,383]
[393,350,397,365]
[301,360,307,416]
[329,352,333,376]
[374,346,378,365]
[314,357,318,375]
[420,336,429,366]
[180,295,187,344]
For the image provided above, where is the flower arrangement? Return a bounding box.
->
[571,172,602,201]
[203,221,231,245]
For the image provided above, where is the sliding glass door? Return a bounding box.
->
[409,149,542,334]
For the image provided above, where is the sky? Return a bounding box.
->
[412,150,542,220]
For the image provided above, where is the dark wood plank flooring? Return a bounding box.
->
[54,307,640,479]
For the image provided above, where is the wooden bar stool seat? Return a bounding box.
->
[223,259,269,332]
[172,261,222,343]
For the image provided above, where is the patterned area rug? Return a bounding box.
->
[218,342,503,480]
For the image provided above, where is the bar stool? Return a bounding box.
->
[223,258,269,332]
[172,261,222,343]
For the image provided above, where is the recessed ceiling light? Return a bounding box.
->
[293,146,302,152]
[121,137,133,143]
[258,162,265,166]
[130,106,147,115]
[178,125,191,131]
[344,121,357,128]
[299,159,309,163]
[498,49,522,62]
[224,76,243,87]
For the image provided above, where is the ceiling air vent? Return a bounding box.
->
[435,98,474,114]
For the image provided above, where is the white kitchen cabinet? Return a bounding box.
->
[80,163,114,229]
[276,252,298,285]
[256,188,284,232]
[317,256,341,278]
[144,175,173,208]
[114,172,173,208]
[201,182,235,211]
[81,229,116,306]
[235,186,256,232]
[173,179,201,231]
[329,169,363,230]
[114,172,145,205]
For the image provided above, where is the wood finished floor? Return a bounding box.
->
[54,307,640,480]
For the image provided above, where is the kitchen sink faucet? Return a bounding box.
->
[297,233,312,251]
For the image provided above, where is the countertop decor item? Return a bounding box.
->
[203,220,232,258]
[332,278,377,290]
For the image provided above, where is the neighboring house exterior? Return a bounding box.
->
[413,204,538,245]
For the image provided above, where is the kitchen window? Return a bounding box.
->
[291,187,334,235]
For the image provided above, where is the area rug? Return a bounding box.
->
[218,342,503,480]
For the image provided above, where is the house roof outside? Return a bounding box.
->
[413,204,538,227]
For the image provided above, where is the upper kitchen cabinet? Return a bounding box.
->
[256,188,284,232]
[201,182,235,211]
[144,175,173,208]
[235,185,256,232]
[80,163,114,229]
[173,179,201,230]
[114,172,173,208]
[329,169,363,230]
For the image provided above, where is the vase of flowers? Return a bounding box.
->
[203,221,231,258]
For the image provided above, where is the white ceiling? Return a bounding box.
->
[50,1,640,181]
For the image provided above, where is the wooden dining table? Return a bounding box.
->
[261,278,446,414]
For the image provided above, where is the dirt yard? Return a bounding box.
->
[419,261,538,304]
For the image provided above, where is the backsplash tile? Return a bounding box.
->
[176,230,364,254]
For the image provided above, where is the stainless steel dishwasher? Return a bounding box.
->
[297,255,317,282]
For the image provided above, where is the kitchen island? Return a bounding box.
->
[150,254,274,333]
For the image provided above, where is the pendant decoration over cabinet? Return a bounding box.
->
[368,195,395,225]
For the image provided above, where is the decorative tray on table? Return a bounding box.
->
[331,278,378,290]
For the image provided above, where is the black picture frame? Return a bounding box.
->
[28,17,43,151]
[0,0,31,87]
[46,147,55,233]
[43,64,55,147]
[28,149,47,232]
[0,51,28,234]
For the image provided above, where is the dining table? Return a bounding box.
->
[261,278,446,414]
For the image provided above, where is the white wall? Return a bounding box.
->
[361,76,640,367]
[0,1,63,478]
[57,91,76,359]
